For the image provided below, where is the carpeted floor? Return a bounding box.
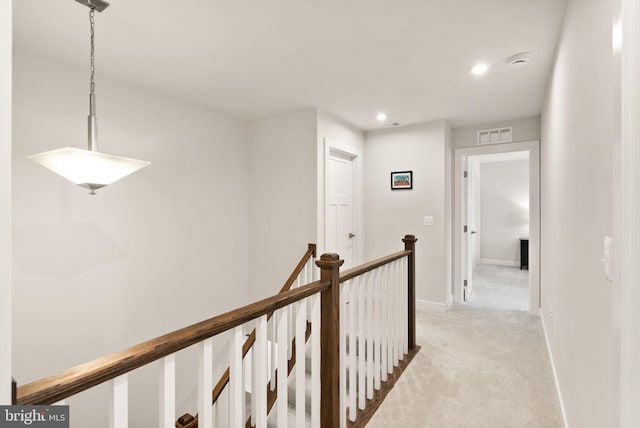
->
[467,264,530,311]
[366,267,563,428]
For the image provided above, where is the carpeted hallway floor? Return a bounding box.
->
[366,267,564,428]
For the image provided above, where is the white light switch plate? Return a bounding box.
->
[423,216,434,226]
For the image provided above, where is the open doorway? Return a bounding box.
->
[454,140,540,314]
[465,151,530,310]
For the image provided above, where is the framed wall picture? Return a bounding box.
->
[391,171,413,190]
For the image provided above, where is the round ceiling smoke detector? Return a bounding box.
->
[507,52,532,67]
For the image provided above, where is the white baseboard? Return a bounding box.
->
[539,310,569,428]
[416,298,449,313]
[479,258,519,267]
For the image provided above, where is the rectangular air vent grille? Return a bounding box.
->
[477,126,513,145]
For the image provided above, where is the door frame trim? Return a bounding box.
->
[321,138,360,266]
[454,140,540,315]
[618,0,640,422]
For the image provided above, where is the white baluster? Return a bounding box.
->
[251,344,256,427]
[311,294,321,428]
[287,300,295,360]
[198,338,213,428]
[389,261,396,368]
[349,276,358,421]
[366,271,374,399]
[230,326,243,428]
[212,399,218,428]
[303,258,307,281]
[386,264,393,375]
[307,257,313,281]
[305,260,313,322]
[277,307,289,428]
[255,315,268,428]
[381,265,388,383]
[312,256,318,281]
[403,257,409,354]
[159,354,175,428]
[393,260,400,367]
[374,268,381,390]
[398,258,407,360]
[340,281,347,428]
[109,374,128,428]
[398,259,403,359]
[270,317,277,391]
[358,273,366,410]
[295,299,307,428]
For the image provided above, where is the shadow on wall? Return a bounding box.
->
[13,222,127,277]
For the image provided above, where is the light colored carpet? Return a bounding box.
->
[366,268,563,427]
[468,264,529,311]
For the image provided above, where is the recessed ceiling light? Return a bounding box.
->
[471,62,489,76]
[471,63,489,75]
[376,112,388,122]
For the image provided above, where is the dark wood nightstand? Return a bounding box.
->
[519,238,529,270]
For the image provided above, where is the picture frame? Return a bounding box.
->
[391,171,413,190]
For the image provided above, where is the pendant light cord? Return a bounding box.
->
[88,7,98,150]
[90,8,95,94]
[89,8,96,114]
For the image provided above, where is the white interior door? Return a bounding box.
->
[470,159,481,269]
[326,152,355,269]
[462,156,476,301]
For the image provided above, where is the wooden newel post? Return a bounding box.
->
[403,234,417,350]
[316,253,344,428]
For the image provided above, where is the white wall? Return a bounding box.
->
[12,52,250,427]
[479,159,529,266]
[0,0,12,405]
[317,110,365,263]
[247,108,364,302]
[247,109,317,301]
[364,121,451,309]
[452,116,540,149]
[540,0,619,426]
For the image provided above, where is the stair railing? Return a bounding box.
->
[339,234,419,428]
[210,244,316,406]
[13,235,417,428]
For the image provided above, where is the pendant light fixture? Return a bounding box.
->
[29,0,150,195]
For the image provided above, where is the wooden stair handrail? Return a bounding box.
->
[339,250,411,283]
[16,279,330,406]
[279,243,317,294]
[211,243,316,404]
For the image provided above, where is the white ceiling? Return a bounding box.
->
[13,0,567,131]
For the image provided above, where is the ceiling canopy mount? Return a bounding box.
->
[75,0,110,13]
